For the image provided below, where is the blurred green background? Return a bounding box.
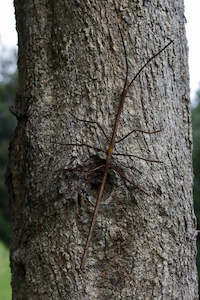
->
[0,242,11,300]
[0,50,200,298]
[0,51,17,300]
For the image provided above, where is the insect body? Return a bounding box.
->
[79,30,173,269]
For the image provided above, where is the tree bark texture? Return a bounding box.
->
[7,0,198,299]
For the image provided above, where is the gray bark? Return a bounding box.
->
[7,0,198,299]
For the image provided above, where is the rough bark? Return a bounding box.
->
[7,0,198,299]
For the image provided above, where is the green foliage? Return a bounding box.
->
[0,51,17,246]
[0,242,11,300]
[192,91,200,290]
[192,93,200,225]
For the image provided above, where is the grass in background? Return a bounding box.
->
[0,242,11,300]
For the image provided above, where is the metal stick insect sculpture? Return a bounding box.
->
[58,23,172,268]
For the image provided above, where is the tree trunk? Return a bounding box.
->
[7,0,198,299]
